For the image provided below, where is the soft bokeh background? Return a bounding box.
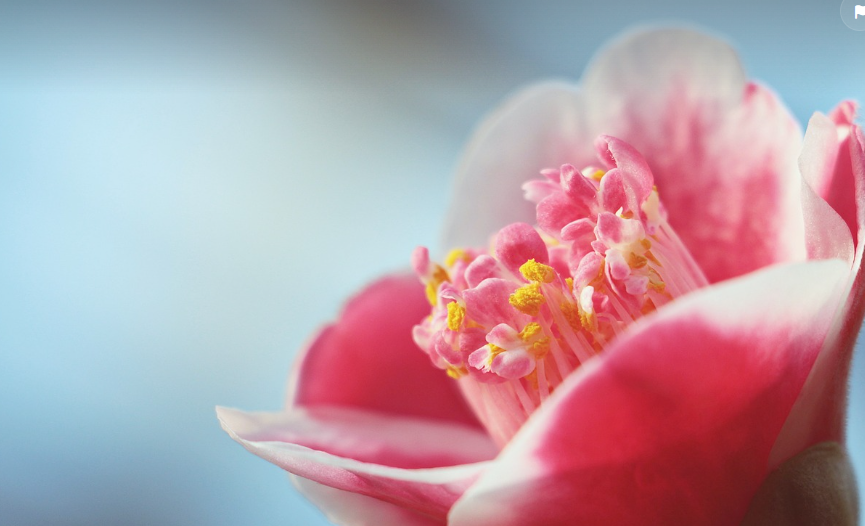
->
[1,1,863,524]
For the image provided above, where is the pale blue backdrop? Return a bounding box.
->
[1,1,863,525]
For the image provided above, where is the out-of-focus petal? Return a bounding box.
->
[217,406,494,520]
[798,112,854,264]
[441,83,590,251]
[287,273,480,428]
[809,101,860,241]
[772,126,865,465]
[582,28,805,282]
[449,259,848,526]
[292,477,445,526]
[442,29,806,282]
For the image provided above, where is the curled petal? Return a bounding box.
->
[798,111,854,264]
[773,125,865,465]
[218,406,495,520]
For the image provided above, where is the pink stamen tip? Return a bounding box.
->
[411,135,708,446]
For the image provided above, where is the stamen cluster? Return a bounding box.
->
[412,136,708,445]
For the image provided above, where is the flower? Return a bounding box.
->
[217,28,865,525]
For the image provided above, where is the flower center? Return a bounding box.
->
[412,136,708,446]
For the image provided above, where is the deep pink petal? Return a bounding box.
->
[772,125,865,465]
[218,406,494,520]
[811,102,860,240]
[288,273,479,428]
[580,29,806,282]
[449,260,848,526]
[441,83,591,251]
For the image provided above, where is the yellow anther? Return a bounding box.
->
[529,338,550,359]
[648,280,666,294]
[445,248,471,268]
[519,322,544,341]
[509,282,546,316]
[579,309,596,332]
[486,343,507,366]
[645,250,661,266]
[589,261,606,287]
[446,365,468,379]
[560,301,582,333]
[591,169,606,181]
[565,277,574,293]
[628,253,648,269]
[519,259,556,283]
[432,265,450,285]
[424,264,451,306]
[425,283,438,306]
[446,302,466,331]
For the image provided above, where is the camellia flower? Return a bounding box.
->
[218,28,865,525]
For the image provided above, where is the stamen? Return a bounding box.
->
[411,135,708,446]
[509,282,546,316]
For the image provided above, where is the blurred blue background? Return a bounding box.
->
[1,1,863,524]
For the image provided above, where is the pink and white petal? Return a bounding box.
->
[583,28,805,282]
[449,259,848,526]
[441,83,592,251]
[594,135,653,211]
[772,125,865,465]
[808,102,860,240]
[800,180,852,264]
[287,273,480,428]
[490,349,535,379]
[463,278,522,327]
[217,406,494,520]
[798,112,855,264]
[292,476,445,526]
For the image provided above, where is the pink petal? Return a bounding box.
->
[536,192,588,236]
[806,101,860,241]
[218,406,494,520]
[288,273,479,428]
[560,163,597,202]
[494,222,549,272]
[595,135,653,213]
[441,83,591,250]
[463,278,521,327]
[583,29,806,282]
[797,111,854,263]
[490,349,535,379]
[464,255,501,288]
[449,259,848,526]
[772,125,865,465]
[292,477,445,526]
